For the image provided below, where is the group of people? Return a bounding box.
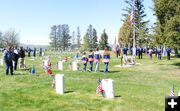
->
[115,44,172,60]
[3,46,25,75]
[82,47,110,74]
[27,47,43,58]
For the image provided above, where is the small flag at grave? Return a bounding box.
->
[52,76,55,88]
[170,83,174,96]
[69,63,72,70]
[29,68,31,73]
[56,62,58,68]
[96,78,104,95]
[32,65,35,74]
[48,62,51,67]
[48,68,52,75]
[42,61,44,68]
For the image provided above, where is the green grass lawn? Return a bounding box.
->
[0,51,180,111]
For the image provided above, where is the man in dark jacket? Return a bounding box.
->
[166,47,171,60]
[13,45,19,70]
[138,46,143,59]
[3,46,13,75]
[19,47,25,69]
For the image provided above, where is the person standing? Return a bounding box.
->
[157,47,162,60]
[3,46,13,75]
[33,48,36,59]
[88,49,94,72]
[123,46,128,56]
[116,45,120,58]
[138,46,143,59]
[28,48,31,57]
[149,48,153,59]
[13,45,19,70]
[103,47,110,74]
[166,47,171,60]
[82,52,88,72]
[19,47,25,69]
[39,48,42,57]
[94,48,101,72]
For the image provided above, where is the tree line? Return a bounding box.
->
[49,24,110,51]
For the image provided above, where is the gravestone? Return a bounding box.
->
[43,60,49,67]
[1,59,3,66]
[55,74,64,94]
[72,61,78,71]
[102,79,115,98]
[58,61,63,70]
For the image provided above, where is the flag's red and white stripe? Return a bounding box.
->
[130,0,135,25]
[170,84,174,96]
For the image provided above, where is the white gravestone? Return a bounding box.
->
[1,59,3,66]
[58,61,63,70]
[43,60,49,67]
[72,61,78,71]
[178,91,180,96]
[102,79,115,98]
[55,74,64,94]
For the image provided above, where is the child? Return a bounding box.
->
[103,47,110,74]
[82,52,88,72]
[94,48,101,72]
[88,49,94,72]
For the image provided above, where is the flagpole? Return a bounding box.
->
[132,0,136,57]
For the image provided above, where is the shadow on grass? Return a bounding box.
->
[99,71,120,73]
[65,91,74,94]
[115,95,121,98]
[171,62,180,68]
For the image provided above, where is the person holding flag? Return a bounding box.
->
[103,47,110,74]
[88,49,94,72]
[82,52,88,72]
[94,48,101,73]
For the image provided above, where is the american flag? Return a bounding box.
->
[114,37,117,54]
[170,84,174,96]
[52,77,55,88]
[96,78,103,95]
[69,63,72,70]
[130,0,135,25]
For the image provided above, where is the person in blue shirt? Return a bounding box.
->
[88,49,94,72]
[3,46,13,75]
[123,46,128,56]
[82,52,88,72]
[103,47,110,74]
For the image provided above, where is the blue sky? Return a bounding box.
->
[0,0,156,45]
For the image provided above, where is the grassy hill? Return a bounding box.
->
[0,51,180,111]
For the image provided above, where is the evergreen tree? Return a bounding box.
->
[121,0,149,46]
[92,28,98,49]
[83,32,90,50]
[153,0,180,55]
[76,26,81,48]
[87,24,93,48]
[118,15,133,47]
[72,31,75,44]
[59,24,71,51]
[49,25,58,50]
[99,29,110,50]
